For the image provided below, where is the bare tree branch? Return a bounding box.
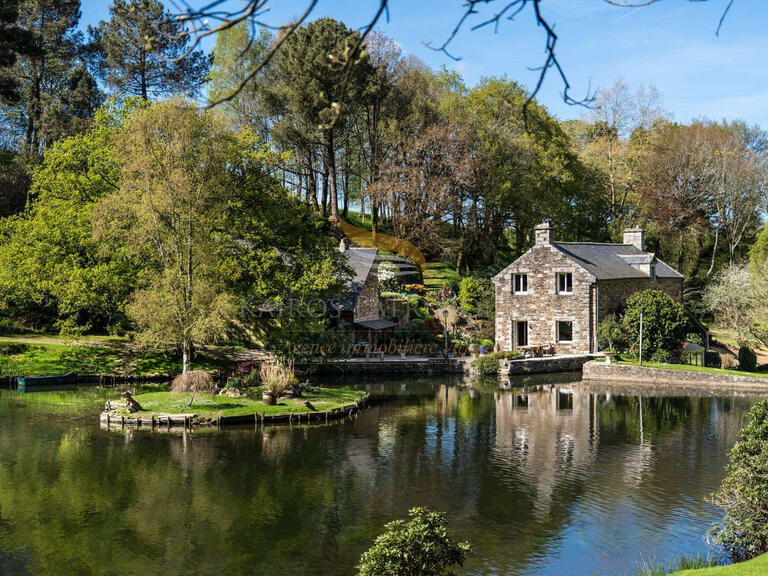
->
[162,0,737,118]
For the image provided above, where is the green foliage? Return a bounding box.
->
[650,349,673,364]
[458,277,490,317]
[0,99,145,333]
[2,0,101,154]
[0,0,35,102]
[706,351,722,369]
[738,347,758,372]
[89,0,209,99]
[704,265,768,348]
[473,355,500,375]
[622,290,688,360]
[378,261,400,291]
[357,508,470,576]
[710,399,768,561]
[750,225,768,274]
[598,314,629,352]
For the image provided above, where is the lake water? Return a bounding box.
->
[0,374,759,576]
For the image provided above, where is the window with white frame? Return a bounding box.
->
[513,273,528,294]
[557,321,573,343]
[557,272,573,294]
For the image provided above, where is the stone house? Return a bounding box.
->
[492,222,684,354]
[333,240,396,339]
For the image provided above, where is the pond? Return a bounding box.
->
[0,374,759,576]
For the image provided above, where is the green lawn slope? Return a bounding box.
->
[671,554,768,575]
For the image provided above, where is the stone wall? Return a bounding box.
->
[597,278,683,321]
[502,355,599,376]
[354,271,380,319]
[296,359,471,376]
[583,361,768,392]
[494,244,595,354]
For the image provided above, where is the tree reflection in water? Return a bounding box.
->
[0,380,758,576]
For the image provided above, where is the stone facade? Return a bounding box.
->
[493,223,684,354]
[494,241,595,354]
[354,271,380,319]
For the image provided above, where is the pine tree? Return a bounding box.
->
[1,0,101,155]
[0,0,36,103]
[89,0,210,100]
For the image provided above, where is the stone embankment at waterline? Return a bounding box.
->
[582,361,768,393]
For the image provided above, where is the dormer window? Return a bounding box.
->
[513,273,528,294]
[557,273,572,294]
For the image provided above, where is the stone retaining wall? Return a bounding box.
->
[502,355,599,376]
[295,359,471,376]
[582,361,768,392]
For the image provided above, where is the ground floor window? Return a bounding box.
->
[557,321,573,343]
[515,321,528,347]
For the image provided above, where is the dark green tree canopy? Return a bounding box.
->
[89,0,210,99]
[0,0,36,102]
[1,0,101,155]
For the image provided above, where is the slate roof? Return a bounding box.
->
[553,243,683,280]
[337,248,378,312]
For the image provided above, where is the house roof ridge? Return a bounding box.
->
[555,241,627,246]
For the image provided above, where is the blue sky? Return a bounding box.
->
[79,0,768,127]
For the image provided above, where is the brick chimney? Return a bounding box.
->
[623,227,645,251]
[534,221,554,245]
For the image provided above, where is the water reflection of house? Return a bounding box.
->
[493,385,597,517]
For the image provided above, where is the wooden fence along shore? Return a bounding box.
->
[99,393,372,431]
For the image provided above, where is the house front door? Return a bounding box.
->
[515,321,528,348]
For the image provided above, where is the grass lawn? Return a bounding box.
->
[615,359,768,379]
[0,340,227,376]
[116,387,365,418]
[671,554,768,575]
[423,261,460,293]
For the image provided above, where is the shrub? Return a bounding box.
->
[458,276,492,319]
[404,283,427,295]
[709,399,768,561]
[378,261,400,291]
[705,351,722,368]
[171,370,216,407]
[738,346,758,372]
[622,290,688,360]
[649,349,672,364]
[458,277,482,316]
[357,507,470,576]
[492,350,522,360]
[0,343,29,355]
[451,341,468,357]
[259,360,294,398]
[597,314,628,352]
[473,355,499,375]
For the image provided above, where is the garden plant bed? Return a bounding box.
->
[100,387,369,429]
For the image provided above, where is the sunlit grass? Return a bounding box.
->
[116,387,365,418]
[615,359,768,379]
